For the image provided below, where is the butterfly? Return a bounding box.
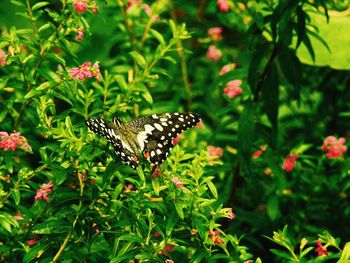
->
[86,112,201,169]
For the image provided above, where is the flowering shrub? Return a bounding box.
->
[1,0,350,262]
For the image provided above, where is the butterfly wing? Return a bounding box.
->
[85,119,139,169]
[127,112,201,165]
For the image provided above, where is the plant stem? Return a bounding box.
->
[253,45,278,102]
[169,0,192,111]
[52,173,85,262]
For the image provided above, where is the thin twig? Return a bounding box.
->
[169,0,192,111]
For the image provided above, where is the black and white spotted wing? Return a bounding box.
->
[85,112,201,169]
[85,119,139,168]
[126,112,201,165]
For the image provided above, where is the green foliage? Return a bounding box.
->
[0,0,350,262]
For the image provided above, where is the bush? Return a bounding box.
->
[0,0,350,262]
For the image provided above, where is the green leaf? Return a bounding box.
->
[150,29,165,45]
[237,101,255,172]
[10,189,20,205]
[31,219,72,234]
[23,243,50,263]
[278,47,302,87]
[169,19,176,36]
[38,67,61,82]
[261,64,279,148]
[166,211,178,236]
[248,44,268,90]
[0,212,19,233]
[338,242,350,263]
[173,202,185,220]
[24,89,40,99]
[204,178,218,199]
[31,2,50,11]
[129,51,146,68]
[118,234,144,243]
[267,196,280,221]
[269,249,293,260]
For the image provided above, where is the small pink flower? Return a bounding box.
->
[224,80,243,99]
[315,240,328,256]
[217,0,230,12]
[0,49,7,66]
[73,0,88,14]
[208,27,223,42]
[208,145,223,161]
[123,184,134,192]
[219,63,236,75]
[196,119,204,128]
[91,1,98,13]
[14,215,24,221]
[0,132,31,152]
[75,28,84,41]
[165,260,174,263]
[172,177,184,189]
[34,181,53,202]
[206,45,222,61]
[160,245,174,256]
[208,230,225,245]
[322,136,347,158]
[282,154,298,172]
[154,231,160,237]
[252,145,266,159]
[172,135,180,145]
[27,239,37,246]
[152,167,162,179]
[69,61,101,81]
[225,208,235,220]
[127,0,142,10]
[142,4,152,16]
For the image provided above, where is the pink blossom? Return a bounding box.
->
[322,136,347,158]
[208,27,223,42]
[154,231,160,237]
[34,181,53,202]
[208,230,225,245]
[315,240,328,256]
[172,177,184,189]
[0,132,31,152]
[14,215,24,221]
[0,49,7,66]
[252,145,266,159]
[165,260,174,263]
[152,167,162,179]
[73,0,88,14]
[208,145,223,161]
[123,184,134,192]
[172,135,180,145]
[282,154,298,172]
[217,0,230,12]
[27,239,37,246]
[75,28,84,41]
[127,0,142,10]
[142,4,152,16]
[224,80,243,99]
[160,245,174,256]
[91,1,98,13]
[69,61,101,81]
[206,45,222,61]
[196,119,204,128]
[224,208,235,220]
[91,62,102,81]
[219,63,236,75]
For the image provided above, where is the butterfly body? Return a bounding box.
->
[86,112,201,169]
